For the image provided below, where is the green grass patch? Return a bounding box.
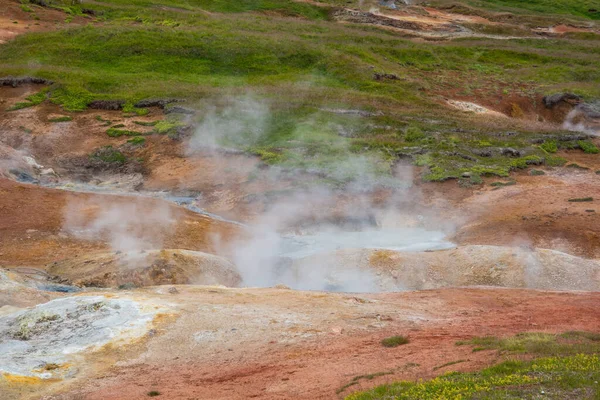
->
[350,332,600,399]
[106,127,143,137]
[347,354,600,400]
[7,88,49,111]
[490,180,516,187]
[127,136,146,145]
[539,140,558,153]
[578,140,599,154]
[154,119,183,135]
[133,120,158,126]
[381,336,410,348]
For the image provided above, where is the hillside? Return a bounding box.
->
[0,0,599,399]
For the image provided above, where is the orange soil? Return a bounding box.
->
[0,178,245,268]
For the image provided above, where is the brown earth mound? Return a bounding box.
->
[48,249,241,288]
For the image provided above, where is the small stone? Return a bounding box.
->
[168,287,179,294]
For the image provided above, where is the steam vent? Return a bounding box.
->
[1,0,599,398]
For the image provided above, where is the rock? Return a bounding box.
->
[374,73,399,81]
[168,287,179,294]
[22,156,43,170]
[501,147,521,157]
[164,106,195,115]
[40,168,57,177]
[48,249,242,288]
[134,98,182,109]
[0,76,53,87]
[274,284,291,290]
[543,93,582,108]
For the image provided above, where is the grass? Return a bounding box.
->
[381,336,410,348]
[147,391,161,397]
[7,88,49,111]
[349,331,600,399]
[127,136,146,145]
[106,127,144,137]
[2,0,600,182]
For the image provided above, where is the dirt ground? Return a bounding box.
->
[25,287,598,400]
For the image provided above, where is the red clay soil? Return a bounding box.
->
[54,288,600,400]
[0,0,89,44]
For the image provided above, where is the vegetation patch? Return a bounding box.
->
[127,136,146,146]
[490,180,516,187]
[529,169,545,176]
[568,197,593,202]
[7,88,49,111]
[350,331,600,399]
[577,140,599,154]
[381,335,410,348]
[133,120,158,127]
[106,127,144,137]
[90,146,127,163]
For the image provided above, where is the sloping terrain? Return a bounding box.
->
[1,0,600,399]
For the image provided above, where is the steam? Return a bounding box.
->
[184,94,459,292]
[187,95,270,153]
[63,196,176,263]
[563,107,599,136]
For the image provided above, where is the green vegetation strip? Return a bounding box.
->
[349,332,600,399]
